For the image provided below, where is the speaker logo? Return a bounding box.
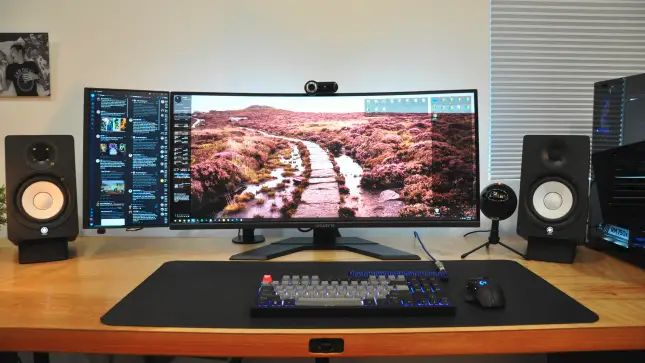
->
[485,188,510,202]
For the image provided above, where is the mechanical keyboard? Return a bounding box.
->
[251,270,455,317]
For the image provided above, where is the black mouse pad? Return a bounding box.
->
[101,260,598,328]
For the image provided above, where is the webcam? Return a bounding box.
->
[304,80,338,95]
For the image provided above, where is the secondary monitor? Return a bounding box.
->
[83,88,170,229]
[170,90,480,259]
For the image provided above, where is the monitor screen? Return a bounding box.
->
[170,90,479,228]
[84,88,170,228]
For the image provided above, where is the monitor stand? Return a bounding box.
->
[229,227,420,261]
[231,228,265,244]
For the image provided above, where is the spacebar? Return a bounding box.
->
[295,298,363,306]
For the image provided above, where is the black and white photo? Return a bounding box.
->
[0,33,50,97]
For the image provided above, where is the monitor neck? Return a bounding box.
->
[312,227,341,247]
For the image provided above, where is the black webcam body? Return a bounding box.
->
[304,80,338,95]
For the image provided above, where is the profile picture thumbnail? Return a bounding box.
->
[100,117,127,132]
[99,143,126,156]
[101,180,125,195]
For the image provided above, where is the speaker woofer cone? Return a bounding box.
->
[18,178,67,222]
[530,179,575,222]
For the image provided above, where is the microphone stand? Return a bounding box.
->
[461,220,526,259]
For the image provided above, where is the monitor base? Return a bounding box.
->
[229,227,419,261]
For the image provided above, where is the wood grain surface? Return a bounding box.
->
[0,234,643,357]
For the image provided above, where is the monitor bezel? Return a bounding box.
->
[82,87,170,229]
[169,89,481,229]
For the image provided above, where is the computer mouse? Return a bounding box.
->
[465,277,506,308]
[475,284,506,308]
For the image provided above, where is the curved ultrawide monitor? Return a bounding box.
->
[170,90,479,229]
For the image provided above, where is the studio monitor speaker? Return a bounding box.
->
[5,135,78,263]
[517,135,590,263]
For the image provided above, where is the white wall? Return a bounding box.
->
[0,0,493,239]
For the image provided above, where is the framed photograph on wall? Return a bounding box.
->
[0,33,50,97]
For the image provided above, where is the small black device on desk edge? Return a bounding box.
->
[252,269,455,317]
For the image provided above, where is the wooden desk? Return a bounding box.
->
[0,235,643,357]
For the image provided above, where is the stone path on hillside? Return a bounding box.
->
[242,128,341,218]
[293,140,340,217]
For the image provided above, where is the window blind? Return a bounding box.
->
[490,0,645,179]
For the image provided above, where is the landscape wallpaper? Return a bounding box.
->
[187,94,478,220]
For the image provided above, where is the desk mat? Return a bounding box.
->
[101,260,598,328]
